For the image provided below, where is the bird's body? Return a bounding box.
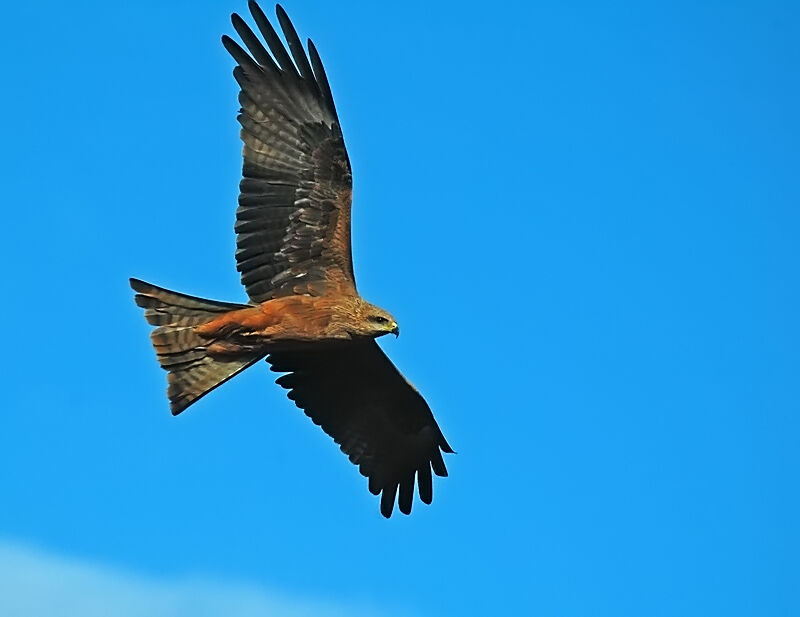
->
[195,293,397,347]
[131,2,452,518]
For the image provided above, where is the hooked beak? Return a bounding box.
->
[391,323,400,338]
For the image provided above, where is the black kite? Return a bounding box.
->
[130,2,452,518]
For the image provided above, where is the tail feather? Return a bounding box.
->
[130,278,262,414]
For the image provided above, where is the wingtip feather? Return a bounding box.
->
[380,484,397,518]
[398,474,414,515]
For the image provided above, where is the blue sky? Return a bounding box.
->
[1,1,798,615]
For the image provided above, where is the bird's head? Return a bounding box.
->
[358,302,400,338]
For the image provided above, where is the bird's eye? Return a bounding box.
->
[370,315,388,324]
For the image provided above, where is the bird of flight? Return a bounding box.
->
[130,2,452,518]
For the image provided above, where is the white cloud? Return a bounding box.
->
[0,540,395,617]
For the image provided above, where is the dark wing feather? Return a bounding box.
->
[275,5,319,95]
[268,341,453,518]
[224,3,354,303]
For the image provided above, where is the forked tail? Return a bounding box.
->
[130,278,262,414]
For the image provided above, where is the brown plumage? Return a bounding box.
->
[130,2,452,518]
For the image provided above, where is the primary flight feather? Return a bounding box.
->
[130,2,452,518]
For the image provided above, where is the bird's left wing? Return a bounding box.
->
[223,3,355,303]
[267,341,453,517]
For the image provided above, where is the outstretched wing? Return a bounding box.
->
[268,341,454,518]
[223,3,355,303]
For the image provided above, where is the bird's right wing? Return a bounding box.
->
[223,2,356,303]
